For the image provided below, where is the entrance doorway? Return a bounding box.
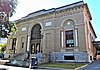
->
[30,24,42,54]
[31,43,40,54]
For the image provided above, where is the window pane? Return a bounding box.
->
[31,24,41,40]
[12,38,17,50]
[65,30,74,47]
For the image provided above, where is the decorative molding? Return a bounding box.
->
[16,5,83,24]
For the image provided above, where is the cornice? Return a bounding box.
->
[55,6,83,18]
[17,6,83,25]
[16,1,84,24]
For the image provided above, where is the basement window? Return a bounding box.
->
[64,56,75,60]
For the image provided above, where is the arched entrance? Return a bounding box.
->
[30,24,42,54]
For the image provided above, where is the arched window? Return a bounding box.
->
[63,20,74,29]
[31,24,42,54]
[62,19,75,48]
[31,24,41,40]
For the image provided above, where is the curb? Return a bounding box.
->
[75,64,88,70]
[40,67,73,70]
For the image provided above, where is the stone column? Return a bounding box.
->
[61,31,64,48]
[75,29,78,47]
[27,35,31,52]
[41,31,43,53]
[74,29,79,53]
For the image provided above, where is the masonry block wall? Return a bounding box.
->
[6,1,97,63]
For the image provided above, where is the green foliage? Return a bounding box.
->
[0,43,7,53]
[10,0,18,17]
[0,0,18,17]
[39,63,87,69]
[10,22,17,33]
[0,21,17,38]
[0,0,18,38]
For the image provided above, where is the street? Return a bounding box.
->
[80,60,100,70]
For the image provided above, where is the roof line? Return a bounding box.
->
[56,1,84,10]
[21,1,84,19]
[89,21,97,38]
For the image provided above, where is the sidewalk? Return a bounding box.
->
[0,60,73,70]
[0,65,74,70]
[0,59,85,70]
[40,67,73,70]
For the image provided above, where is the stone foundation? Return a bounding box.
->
[49,52,89,63]
[30,52,89,63]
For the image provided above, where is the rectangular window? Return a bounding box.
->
[64,56,75,60]
[21,37,24,48]
[31,43,41,54]
[45,22,52,26]
[31,44,35,54]
[22,42,24,48]
[12,38,17,50]
[21,27,26,31]
[36,43,40,53]
[65,30,74,47]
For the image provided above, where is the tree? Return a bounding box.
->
[0,0,18,38]
[0,43,7,53]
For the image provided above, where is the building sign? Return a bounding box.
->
[21,27,26,31]
[45,22,52,26]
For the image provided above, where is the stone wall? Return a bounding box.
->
[49,52,89,63]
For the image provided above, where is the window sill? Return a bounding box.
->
[65,47,74,50]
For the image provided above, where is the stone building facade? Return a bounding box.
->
[6,1,97,63]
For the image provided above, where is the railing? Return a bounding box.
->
[11,52,28,60]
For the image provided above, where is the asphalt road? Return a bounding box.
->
[80,60,100,70]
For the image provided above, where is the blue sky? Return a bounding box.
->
[83,0,100,41]
[9,0,100,41]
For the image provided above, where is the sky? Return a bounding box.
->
[0,38,7,44]
[9,0,100,41]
